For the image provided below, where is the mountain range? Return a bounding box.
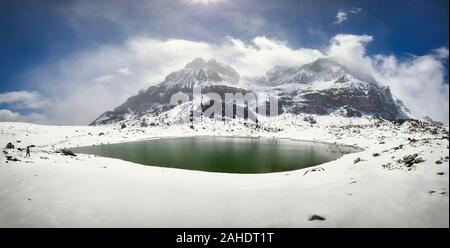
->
[91,57,410,126]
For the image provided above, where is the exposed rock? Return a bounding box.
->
[303,116,317,125]
[5,142,14,149]
[342,106,363,118]
[397,154,424,167]
[309,215,326,221]
[99,132,105,136]
[303,167,325,176]
[6,156,20,162]
[59,149,77,157]
[393,145,403,151]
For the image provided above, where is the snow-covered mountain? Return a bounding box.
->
[91,57,410,126]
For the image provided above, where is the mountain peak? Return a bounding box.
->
[185,57,207,69]
[181,57,240,84]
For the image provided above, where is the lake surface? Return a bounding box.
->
[72,136,356,173]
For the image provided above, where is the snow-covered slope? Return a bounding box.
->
[1,116,448,227]
[91,57,410,126]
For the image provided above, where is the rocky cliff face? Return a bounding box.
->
[252,58,405,119]
[91,57,409,126]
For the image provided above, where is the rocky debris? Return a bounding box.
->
[393,144,403,151]
[309,215,326,221]
[30,145,36,148]
[99,132,105,136]
[341,106,362,118]
[382,163,393,170]
[5,142,14,149]
[397,154,424,167]
[303,116,317,125]
[373,153,380,157]
[303,167,325,176]
[354,157,363,164]
[423,116,444,126]
[16,140,21,143]
[437,172,445,175]
[121,124,127,129]
[57,149,77,157]
[436,160,443,165]
[5,156,20,162]
[2,150,8,155]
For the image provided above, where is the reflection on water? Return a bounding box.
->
[72,136,356,173]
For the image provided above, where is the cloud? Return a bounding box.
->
[328,34,374,74]
[0,109,47,123]
[61,0,290,44]
[374,53,449,124]
[0,91,51,109]
[432,47,449,59]
[335,10,347,24]
[335,7,362,24]
[326,34,449,124]
[218,36,325,77]
[19,34,450,125]
[24,36,324,125]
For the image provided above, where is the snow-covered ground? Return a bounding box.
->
[0,115,448,227]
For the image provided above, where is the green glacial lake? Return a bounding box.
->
[72,136,356,173]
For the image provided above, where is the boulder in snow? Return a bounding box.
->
[5,142,14,149]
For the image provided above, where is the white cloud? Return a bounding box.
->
[335,7,362,24]
[0,109,47,123]
[91,74,116,83]
[349,7,362,14]
[0,91,51,109]
[432,47,449,59]
[326,34,449,124]
[25,36,324,125]
[335,10,347,24]
[118,67,132,75]
[22,34,449,125]
[328,34,374,74]
[374,54,449,124]
[217,36,325,77]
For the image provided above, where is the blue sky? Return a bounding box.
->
[0,0,448,124]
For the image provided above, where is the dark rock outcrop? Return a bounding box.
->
[58,149,77,156]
